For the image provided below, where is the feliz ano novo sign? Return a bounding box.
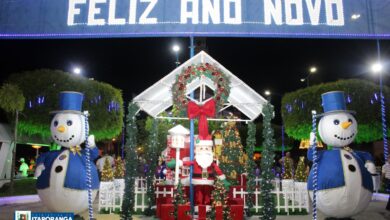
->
[0,0,389,39]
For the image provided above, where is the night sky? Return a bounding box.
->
[1,37,390,124]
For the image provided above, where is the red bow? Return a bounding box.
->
[187,99,216,139]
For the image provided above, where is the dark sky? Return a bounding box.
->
[1,37,390,123]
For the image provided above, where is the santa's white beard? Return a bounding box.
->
[195,152,213,169]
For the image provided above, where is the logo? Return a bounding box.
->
[15,211,31,220]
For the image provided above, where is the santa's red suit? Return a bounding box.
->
[183,160,226,205]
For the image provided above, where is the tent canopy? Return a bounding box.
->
[133,51,268,121]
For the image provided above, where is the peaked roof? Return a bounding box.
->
[168,124,190,135]
[133,51,268,121]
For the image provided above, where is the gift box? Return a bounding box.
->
[160,204,174,220]
[178,204,191,220]
[230,205,244,220]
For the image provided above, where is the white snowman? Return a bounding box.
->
[35,91,99,214]
[307,91,376,218]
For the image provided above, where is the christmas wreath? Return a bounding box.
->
[172,63,230,116]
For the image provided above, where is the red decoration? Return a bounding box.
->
[215,206,223,220]
[187,99,216,138]
[198,205,207,220]
[160,204,175,220]
[178,205,191,220]
[230,205,244,220]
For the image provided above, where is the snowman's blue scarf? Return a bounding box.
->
[36,147,99,190]
[307,147,373,191]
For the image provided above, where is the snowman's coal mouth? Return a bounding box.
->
[54,135,75,143]
[334,133,355,140]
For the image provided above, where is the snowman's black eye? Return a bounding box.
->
[333,119,340,125]
[53,120,58,127]
[67,120,73,126]
[348,118,353,123]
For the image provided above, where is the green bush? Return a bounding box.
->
[5,69,124,141]
[281,79,390,143]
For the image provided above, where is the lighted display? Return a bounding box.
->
[0,0,389,39]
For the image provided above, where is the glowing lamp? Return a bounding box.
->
[299,139,324,149]
[32,145,42,149]
[168,125,190,185]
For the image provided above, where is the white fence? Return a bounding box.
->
[99,177,310,214]
[232,179,309,214]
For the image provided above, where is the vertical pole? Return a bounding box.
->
[377,40,388,162]
[189,36,195,214]
[281,124,285,176]
[176,53,180,67]
[311,111,318,220]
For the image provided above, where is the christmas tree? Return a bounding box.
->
[295,156,307,182]
[220,113,247,185]
[282,156,294,179]
[121,103,139,220]
[114,156,125,179]
[173,181,187,218]
[260,102,276,220]
[101,157,114,182]
[209,179,231,220]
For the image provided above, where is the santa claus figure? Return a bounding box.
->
[183,136,229,205]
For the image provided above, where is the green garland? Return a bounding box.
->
[281,79,390,143]
[145,118,159,216]
[245,122,256,213]
[260,102,276,220]
[121,103,139,220]
[171,63,230,116]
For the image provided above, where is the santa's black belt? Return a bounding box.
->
[193,174,215,178]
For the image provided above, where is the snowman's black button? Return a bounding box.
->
[344,154,352,160]
[348,165,356,172]
[55,165,63,173]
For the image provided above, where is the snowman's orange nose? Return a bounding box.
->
[341,121,352,129]
[57,125,66,133]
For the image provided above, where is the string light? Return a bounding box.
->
[311,110,318,220]
[84,112,94,220]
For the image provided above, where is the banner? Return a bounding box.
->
[0,0,389,39]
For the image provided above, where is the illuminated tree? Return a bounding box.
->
[101,157,114,182]
[220,114,247,185]
[114,157,125,179]
[295,156,307,182]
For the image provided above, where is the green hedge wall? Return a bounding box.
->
[281,79,390,143]
[6,69,124,141]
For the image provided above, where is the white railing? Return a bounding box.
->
[232,178,310,214]
[98,177,310,214]
[134,177,147,211]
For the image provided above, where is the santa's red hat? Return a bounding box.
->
[195,135,213,147]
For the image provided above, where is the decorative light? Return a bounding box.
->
[169,125,189,185]
[32,145,41,149]
[371,62,383,74]
[73,67,82,75]
[264,90,271,96]
[351,14,361,20]
[172,45,180,52]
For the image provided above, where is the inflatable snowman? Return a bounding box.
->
[307,91,376,218]
[35,91,99,214]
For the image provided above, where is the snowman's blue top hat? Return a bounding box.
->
[320,91,354,116]
[51,91,84,114]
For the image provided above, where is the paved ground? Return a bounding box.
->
[1,199,389,220]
